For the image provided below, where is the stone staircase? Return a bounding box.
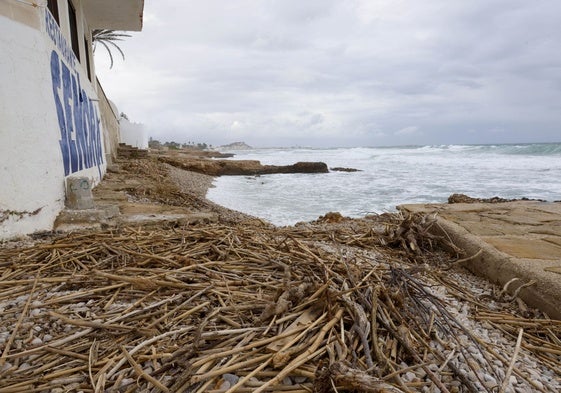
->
[117,143,149,159]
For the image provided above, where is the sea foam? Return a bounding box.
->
[207,143,561,226]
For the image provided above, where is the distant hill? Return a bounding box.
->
[218,142,253,150]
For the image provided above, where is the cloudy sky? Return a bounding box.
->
[95,0,561,148]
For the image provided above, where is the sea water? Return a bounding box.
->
[206,143,561,226]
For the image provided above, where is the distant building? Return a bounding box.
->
[120,117,149,150]
[0,0,144,240]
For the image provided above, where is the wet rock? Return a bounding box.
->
[330,167,362,172]
[159,157,329,176]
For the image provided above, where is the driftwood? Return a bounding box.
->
[0,212,559,392]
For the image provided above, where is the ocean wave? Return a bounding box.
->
[389,143,561,156]
[495,143,561,156]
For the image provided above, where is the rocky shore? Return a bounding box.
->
[159,155,329,176]
[0,152,559,392]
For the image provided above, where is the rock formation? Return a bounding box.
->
[159,157,329,176]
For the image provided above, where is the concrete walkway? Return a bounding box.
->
[54,165,217,232]
[398,201,561,319]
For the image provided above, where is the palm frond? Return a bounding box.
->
[92,29,131,69]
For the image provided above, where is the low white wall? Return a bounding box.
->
[120,118,149,149]
[0,6,107,240]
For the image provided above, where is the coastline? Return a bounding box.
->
[0,152,560,392]
[165,161,271,225]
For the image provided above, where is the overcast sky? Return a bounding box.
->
[95,0,561,148]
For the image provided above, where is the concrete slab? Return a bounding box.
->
[54,205,120,232]
[56,161,219,233]
[398,201,561,319]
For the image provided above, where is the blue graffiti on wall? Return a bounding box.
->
[46,10,104,176]
[50,50,104,176]
[45,9,76,69]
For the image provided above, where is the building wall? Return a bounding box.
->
[0,1,109,240]
[120,118,149,149]
[97,81,121,164]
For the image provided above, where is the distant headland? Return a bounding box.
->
[217,142,253,150]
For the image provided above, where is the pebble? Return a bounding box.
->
[532,381,544,390]
[30,337,42,346]
[404,371,416,382]
[0,332,9,344]
[496,368,505,380]
[119,378,134,387]
[222,373,239,385]
[415,368,426,379]
[483,380,498,390]
[427,363,439,372]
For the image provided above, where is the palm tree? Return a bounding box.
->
[92,29,131,68]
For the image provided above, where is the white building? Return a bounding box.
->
[0,0,144,240]
[120,117,149,149]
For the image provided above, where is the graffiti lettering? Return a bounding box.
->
[45,9,76,69]
[50,50,104,176]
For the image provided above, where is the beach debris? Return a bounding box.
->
[316,211,346,223]
[378,212,463,260]
[0,216,559,392]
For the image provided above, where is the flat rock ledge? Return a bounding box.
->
[159,156,329,176]
[330,167,362,172]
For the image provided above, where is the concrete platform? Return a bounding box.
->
[398,201,561,319]
[54,162,218,232]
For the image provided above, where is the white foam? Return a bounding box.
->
[207,144,561,226]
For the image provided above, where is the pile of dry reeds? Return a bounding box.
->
[0,217,559,392]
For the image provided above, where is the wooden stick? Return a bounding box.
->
[106,326,194,378]
[121,345,170,392]
[0,278,38,368]
[252,308,344,393]
[499,328,524,393]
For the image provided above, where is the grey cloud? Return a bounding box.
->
[96,0,561,147]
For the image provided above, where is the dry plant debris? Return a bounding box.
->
[0,214,560,392]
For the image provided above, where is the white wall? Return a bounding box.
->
[0,2,107,240]
[120,118,149,149]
